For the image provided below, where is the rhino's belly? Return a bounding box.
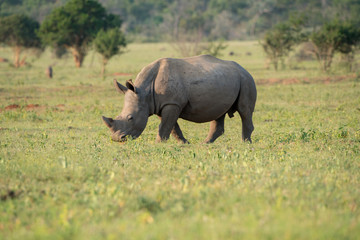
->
[179,77,240,123]
[179,96,237,123]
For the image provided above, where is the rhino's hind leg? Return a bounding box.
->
[156,105,182,143]
[237,84,256,142]
[204,114,225,143]
[238,109,254,142]
[171,122,189,144]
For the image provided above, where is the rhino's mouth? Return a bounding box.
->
[119,135,127,142]
[112,132,141,142]
[111,130,128,142]
[111,135,127,142]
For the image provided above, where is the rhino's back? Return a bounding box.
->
[156,55,245,123]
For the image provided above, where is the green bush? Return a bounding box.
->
[0,14,41,67]
[93,28,126,76]
[310,20,360,72]
[261,18,306,70]
[38,0,122,68]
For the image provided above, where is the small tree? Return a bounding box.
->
[332,21,360,72]
[261,17,306,70]
[201,41,228,57]
[93,28,126,77]
[0,14,41,67]
[171,6,207,57]
[310,20,360,72]
[171,26,204,57]
[38,0,121,68]
[309,22,340,72]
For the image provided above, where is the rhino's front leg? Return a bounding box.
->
[171,122,189,144]
[156,105,182,143]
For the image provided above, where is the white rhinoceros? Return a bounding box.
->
[103,55,256,143]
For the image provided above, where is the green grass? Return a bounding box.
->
[0,42,359,239]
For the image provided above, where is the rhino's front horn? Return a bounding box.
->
[102,116,114,128]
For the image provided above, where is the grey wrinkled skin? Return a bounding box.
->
[103,55,257,143]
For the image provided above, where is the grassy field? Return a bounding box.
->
[0,41,359,239]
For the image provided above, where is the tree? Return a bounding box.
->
[309,20,360,71]
[261,17,306,70]
[38,0,121,68]
[332,21,360,72]
[169,0,214,57]
[93,28,126,77]
[2,0,360,42]
[0,14,41,67]
[201,41,228,57]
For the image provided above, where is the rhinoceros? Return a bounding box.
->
[102,55,256,143]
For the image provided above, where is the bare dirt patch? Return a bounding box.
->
[257,74,356,85]
[2,103,66,112]
[25,104,41,110]
[113,72,132,76]
[4,104,20,110]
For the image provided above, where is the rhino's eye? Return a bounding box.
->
[127,115,134,122]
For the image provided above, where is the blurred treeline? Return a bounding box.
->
[1,0,359,42]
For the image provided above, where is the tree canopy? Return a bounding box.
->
[261,16,360,72]
[310,20,360,71]
[261,16,307,70]
[0,14,41,67]
[1,0,359,42]
[38,0,121,67]
[93,28,126,76]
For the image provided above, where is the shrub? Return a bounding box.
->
[0,14,41,67]
[309,20,360,72]
[38,0,121,68]
[261,18,306,70]
[93,28,126,76]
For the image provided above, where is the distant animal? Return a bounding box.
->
[46,66,53,78]
[102,55,257,143]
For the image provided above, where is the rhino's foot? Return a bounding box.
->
[178,138,190,144]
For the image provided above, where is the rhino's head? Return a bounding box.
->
[102,79,149,142]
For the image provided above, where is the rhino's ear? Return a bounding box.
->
[113,79,127,94]
[126,79,138,93]
[102,116,114,128]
